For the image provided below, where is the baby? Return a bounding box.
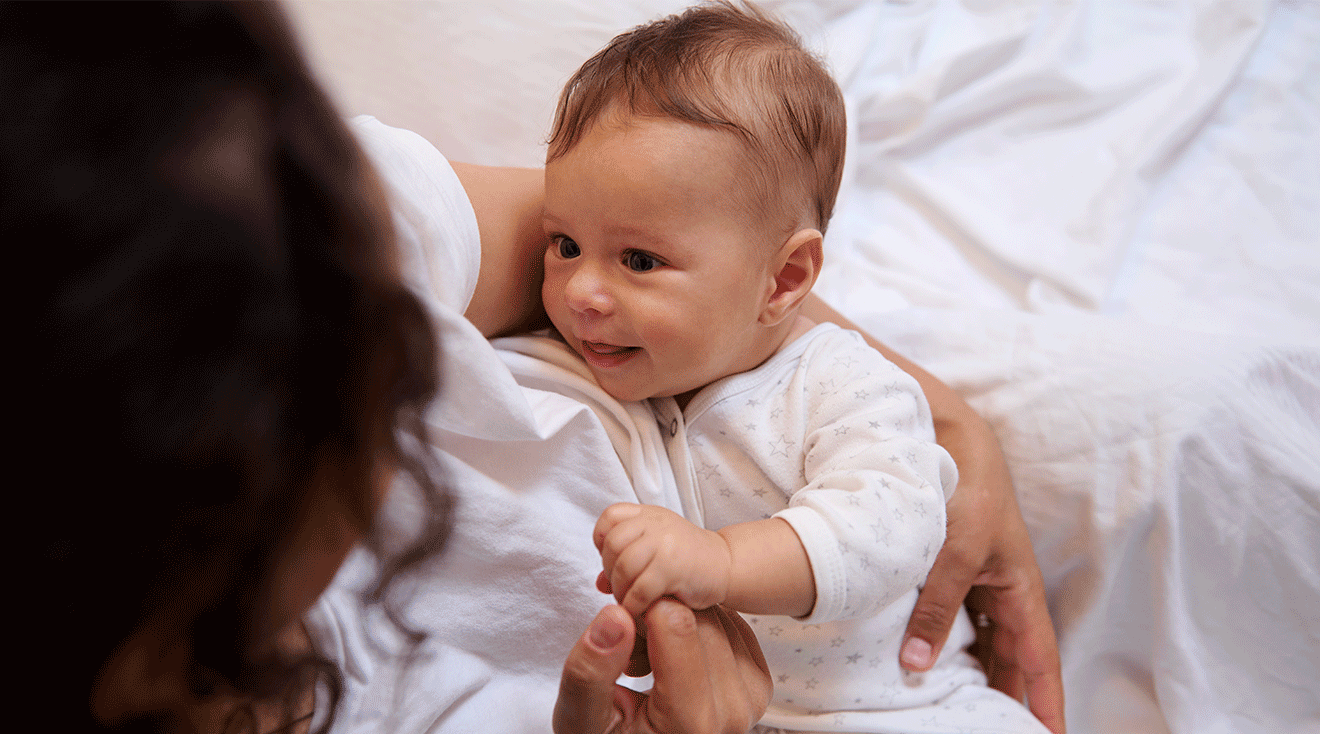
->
[539,2,1051,731]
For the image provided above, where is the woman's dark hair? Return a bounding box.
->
[5,2,449,731]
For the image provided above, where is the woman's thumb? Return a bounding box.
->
[554,605,635,734]
[901,559,974,671]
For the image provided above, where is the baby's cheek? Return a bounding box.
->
[633,304,686,347]
[541,273,567,323]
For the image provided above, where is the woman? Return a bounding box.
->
[10,2,1059,732]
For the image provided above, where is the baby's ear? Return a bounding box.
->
[760,228,823,326]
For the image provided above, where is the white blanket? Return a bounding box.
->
[289,2,1320,732]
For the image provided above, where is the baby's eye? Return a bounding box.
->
[554,236,581,259]
[625,250,661,272]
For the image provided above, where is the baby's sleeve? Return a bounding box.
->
[773,329,956,624]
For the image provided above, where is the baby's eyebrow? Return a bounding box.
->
[602,224,671,249]
[540,213,679,251]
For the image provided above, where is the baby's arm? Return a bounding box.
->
[784,330,955,624]
[595,330,951,622]
[594,504,816,618]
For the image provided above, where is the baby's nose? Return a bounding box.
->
[563,264,613,316]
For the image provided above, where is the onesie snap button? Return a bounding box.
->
[669,418,678,437]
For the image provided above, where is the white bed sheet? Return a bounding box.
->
[286,2,1320,732]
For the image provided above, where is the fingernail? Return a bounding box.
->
[663,604,696,636]
[589,613,626,650]
[901,637,932,669]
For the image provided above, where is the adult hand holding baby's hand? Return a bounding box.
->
[594,503,732,616]
[554,600,771,734]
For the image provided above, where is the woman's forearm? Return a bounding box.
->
[449,161,550,337]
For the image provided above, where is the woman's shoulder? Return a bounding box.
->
[350,115,482,314]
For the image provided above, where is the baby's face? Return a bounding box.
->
[542,115,782,405]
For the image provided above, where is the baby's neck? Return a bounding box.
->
[671,313,816,411]
[781,312,817,345]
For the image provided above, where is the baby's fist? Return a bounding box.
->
[593,503,731,616]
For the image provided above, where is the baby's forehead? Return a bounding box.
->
[562,108,804,239]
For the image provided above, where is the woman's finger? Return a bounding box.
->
[970,558,1066,734]
[639,600,713,732]
[992,572,1066,734]
[710,605,771,712]
[900,539,979,671]
[625,629,651,678]
[640,600,769,734]
[554,605,636,734]
[1023,653,1067,734]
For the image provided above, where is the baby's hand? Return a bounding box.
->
[593,503,732,617]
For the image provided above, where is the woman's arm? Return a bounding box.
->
[799,295,1066,734]
[448,161,551,337]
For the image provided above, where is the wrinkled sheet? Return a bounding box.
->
[287,1,1320,732]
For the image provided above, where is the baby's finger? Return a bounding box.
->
[596,570,612,595]
[611,542,659,612]
[620,566,669,617]
[598,520,649,582]
[593,503,644,551]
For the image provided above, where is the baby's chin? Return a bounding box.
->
[589,376,654,404]
[585,370,680,405]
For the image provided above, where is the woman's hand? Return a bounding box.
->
[900,423,1066,734]
[799,294,1065,734]
[554,601,771,734]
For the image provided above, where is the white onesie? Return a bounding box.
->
[645,322,1051,733]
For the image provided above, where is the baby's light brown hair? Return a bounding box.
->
[546,0,846,235]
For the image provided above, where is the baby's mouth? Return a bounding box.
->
[583,341,635,355]
[581,340,640,367]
